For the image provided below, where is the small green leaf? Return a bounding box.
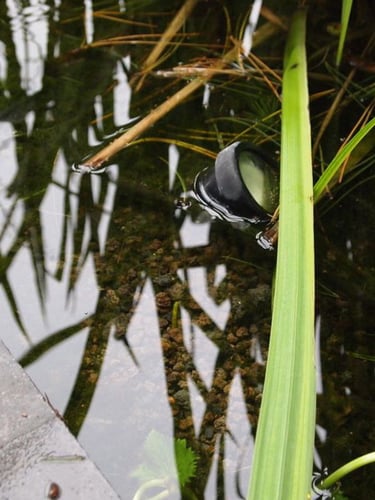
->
[132,430,175,482]
[131,430,197,488]
[175,438,197,487]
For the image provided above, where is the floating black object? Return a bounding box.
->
[193,141,279,224]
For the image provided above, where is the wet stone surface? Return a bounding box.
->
[0,341,119,500]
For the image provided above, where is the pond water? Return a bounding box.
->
[1,1,374,499]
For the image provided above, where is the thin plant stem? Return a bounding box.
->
[319,452,375,490]
[312,67,356,159]
[337,102,374,182]
[312,33,374,158]
[136,0,200,90]
[78,46,240,170]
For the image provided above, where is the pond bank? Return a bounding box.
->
[0,339,120,500]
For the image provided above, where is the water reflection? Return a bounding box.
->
[1,78,266,500]
[0,3,305,495]
[1,2,374,499]
[1,130,270,499]
[6,0,50,94]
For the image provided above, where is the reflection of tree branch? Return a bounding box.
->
[0,208,48,341]
[0,196,18,242]
[52,182,71,282]
[0,0,22,103]
[18,317,92,367]
[0,221,27,275]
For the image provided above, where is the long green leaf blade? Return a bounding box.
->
[313,116,375,202]
[336,0,353,67]
[248,8,316,499]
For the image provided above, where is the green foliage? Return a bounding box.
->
[132,430,197,489]
[313,117,375,203]
[336,0,353,67]
[175,437,197,488]
[333,491,350,500]
[247,8,316,499]
[319,452,375,491]
[347,351,375,362]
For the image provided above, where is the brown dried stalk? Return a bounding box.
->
[78,20,283,171]
[135,0,200,90]
[80,48,237,170]
[312,34,375,159]
[312,67,357,159]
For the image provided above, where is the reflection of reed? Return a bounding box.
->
[18,318,91,367]
[153,257,270,497]
[0,1,122,441]
[63,295,113,436]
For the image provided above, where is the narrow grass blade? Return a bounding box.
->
[313,116,375,202]
[336,0,353,67]
[248,8,316,499]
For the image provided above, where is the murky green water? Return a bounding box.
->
[1,1,374,499]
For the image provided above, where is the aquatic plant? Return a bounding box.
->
[313,116,375,202]
[315,451,375,496]
[132,430,197,499]
[247,8,316,498]
[248,5,375,499]
[335,0,353,68]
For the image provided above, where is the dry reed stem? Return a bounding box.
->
[80,19,283,170]
[338,102,374,182]
[260,6,288,31]
[82,79,205,168]
[81,52,237,169]
[135,0,200,90]
[312,35,375,159]
[312,67,357,159]
[247,52,282,101]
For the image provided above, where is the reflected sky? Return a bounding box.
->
[0,4,258,492]
[6,0,50,94]
[0,133,258,498]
